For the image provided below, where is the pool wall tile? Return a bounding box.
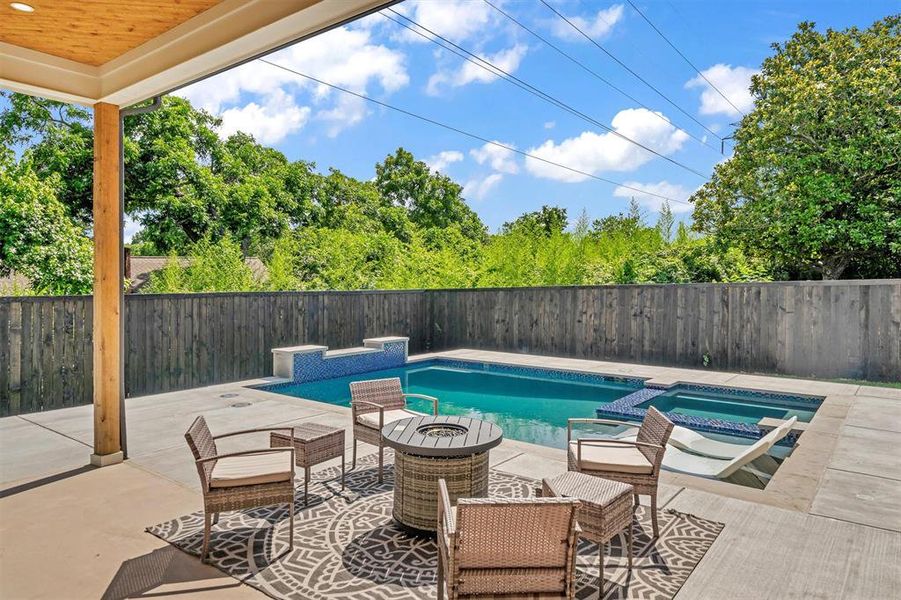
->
[428,358,646,387]
[270,338,409,384]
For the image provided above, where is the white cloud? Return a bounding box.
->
[613,180,694,213]
[218,89,311,144]
[470,142,519,174]
[685,64,757,117]
[464,173,504,200]
[525,108,689,182]
[178,26,408,136]
[316,95,368,138]
[394,0,494,44]
[551,4,624,42]
[123,215,142,243]
[425,150,465,173]
[427,44,527,94]
[544,121,556,129]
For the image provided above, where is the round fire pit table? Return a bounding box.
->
[382,416,503,534]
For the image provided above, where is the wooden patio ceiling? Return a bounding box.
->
[1,0,224,66]
[0,0,388,106]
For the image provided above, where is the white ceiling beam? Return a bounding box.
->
[0,42,99,105]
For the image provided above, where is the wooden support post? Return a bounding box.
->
[90,102,124,467]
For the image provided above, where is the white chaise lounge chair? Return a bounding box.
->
[657,417,798,479]
[611,417,798,460]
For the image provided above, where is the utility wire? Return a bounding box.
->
[257,58,692,206]
[625,0,746,116]
[481,0,722,155]
[539,0,721,141]
[384,7,708,179]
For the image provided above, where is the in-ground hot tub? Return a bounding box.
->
[598,384,823,444]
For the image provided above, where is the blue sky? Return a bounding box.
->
[171,0,895,233]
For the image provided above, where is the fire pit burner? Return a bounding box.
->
[416,423,468,438]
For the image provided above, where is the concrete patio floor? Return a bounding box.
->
[1,350,899,599]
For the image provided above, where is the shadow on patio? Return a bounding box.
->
[102,546,241,600]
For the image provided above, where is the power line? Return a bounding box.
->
[256,58,692,206]
[539,0,721,141]
[481,0,722,155]
[625,0,746,116]
[384,9,707,178]
[384,7,708,179]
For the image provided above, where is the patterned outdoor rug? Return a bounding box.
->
[148,452,723,600]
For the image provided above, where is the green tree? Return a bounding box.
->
[124,97,228,253]
[144,254,187,293]
[691,16,901,279]
[591,199,645,239]
[186,235,257,292]
[145,235,256,293]
[292,228,405,290]
[266,236,300,291]
[0,92,94,225]
[657,201,675,243]
[502,205,569,236]
[375,148,486,242]
[0,151,93,294]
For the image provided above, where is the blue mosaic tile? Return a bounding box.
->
[670,383,823,407]
[292,341,407,384]
[428,358,646,387]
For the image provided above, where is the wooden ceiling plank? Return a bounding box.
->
[0,0,223,66]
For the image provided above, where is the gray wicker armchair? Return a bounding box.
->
[349,377,438,483]
[567,407,674,537]
[185,416,296,562]
[437,479,581,600]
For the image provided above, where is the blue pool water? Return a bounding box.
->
[264,360,641,448]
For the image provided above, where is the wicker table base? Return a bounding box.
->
[542,471,634,596]
[271,424,345,505]
[393,450,489,533]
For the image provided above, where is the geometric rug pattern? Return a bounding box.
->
[148,452,723,600]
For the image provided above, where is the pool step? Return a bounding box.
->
[758,417,808,434]
[272,336,408,383]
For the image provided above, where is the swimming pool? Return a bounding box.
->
[261,358,822,449]
[262,359,642,448]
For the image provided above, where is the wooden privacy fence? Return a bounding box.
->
[1,280,899,415]
[0,291,431,416]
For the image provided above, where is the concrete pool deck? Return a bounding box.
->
[1,350,899,599]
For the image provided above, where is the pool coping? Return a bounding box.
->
[254,348,855,512]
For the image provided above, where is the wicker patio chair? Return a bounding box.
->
[350,377,438,483]
[437,478,581,600]
[185,416,296,562]
[567,407,674,538]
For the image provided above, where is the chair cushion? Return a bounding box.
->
[569,440,654,474]
[456,567,567,596]
[356,408,425,429]
[210,452,293,488]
